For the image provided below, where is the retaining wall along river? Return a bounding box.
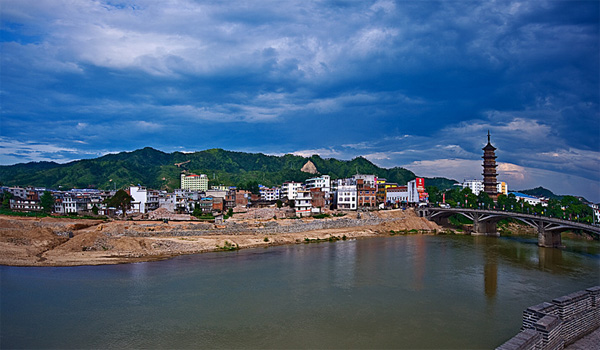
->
[497,286,600,350]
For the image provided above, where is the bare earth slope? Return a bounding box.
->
[0,209,440,267]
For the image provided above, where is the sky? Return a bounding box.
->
[1,0,599,201]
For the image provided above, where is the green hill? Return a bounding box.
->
[0,147,455,191]
[518,187,562,199]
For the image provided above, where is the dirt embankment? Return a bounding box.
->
[0,209,440,267]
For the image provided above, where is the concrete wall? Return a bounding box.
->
[496,286,600,350]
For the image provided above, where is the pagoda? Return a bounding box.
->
[482,131,498,200]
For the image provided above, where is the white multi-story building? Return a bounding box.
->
[180,173,209,191]
[335,185,357,210]
[294,190,312,217]
[7,187,27,199]
[407,178,427,203]
[259,186,281,201]
[306,175,331,195]
[129,186,148,213]
[281,182,303,200]
[497,182,508,196]
[461,179,484,195]
[461,179,507,196]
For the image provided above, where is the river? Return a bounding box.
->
[1,234,598,349]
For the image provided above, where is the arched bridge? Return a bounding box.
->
[417,207,600,248]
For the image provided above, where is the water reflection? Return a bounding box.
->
[472,236,498,299]
[332,241,357,289]
[538,247,564,272]
[484,254,498,299]
[413,235,426,291]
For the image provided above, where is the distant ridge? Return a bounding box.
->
[518,186,561,199]
[0,147,456,191]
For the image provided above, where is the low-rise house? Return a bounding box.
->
[236,189,251,207]
[357,179,377,208]
[294,190,312,217]
[259,186,281,201]
[386,186,408,206]
[376,181,398,204]
[310,188,326,210]
[10,196,41,212]
[510,192,547,207]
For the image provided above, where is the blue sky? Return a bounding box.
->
[1,0,599,201]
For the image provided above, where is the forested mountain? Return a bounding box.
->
[518,187,562,199]
[0,147,455,191]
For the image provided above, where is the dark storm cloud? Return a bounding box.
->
[0,0,598,200]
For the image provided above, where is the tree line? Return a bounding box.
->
[427,186,596,224]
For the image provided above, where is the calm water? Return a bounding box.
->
[1,235,599,349]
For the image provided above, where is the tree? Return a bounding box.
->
[40,191,54,213]
[497,194,507,210]
[91,204,99,215]
[426,186,441,204]
[104,189,133,217]
[1,191,13,209]
[276,199,283,208]
[477,191,493,209]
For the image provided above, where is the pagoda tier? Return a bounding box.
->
[482,131,498,200]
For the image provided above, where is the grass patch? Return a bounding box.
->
[216,240,239,251]
[303,236,344,244]
[0,209,106,220]
[312,213,331,219]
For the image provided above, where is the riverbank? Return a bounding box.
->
[0,208,441,267]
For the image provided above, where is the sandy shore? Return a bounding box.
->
[0,209,441,267]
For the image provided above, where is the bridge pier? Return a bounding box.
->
[432,216,449,226]
[537,222,562,248]
[471,214,499,236]
[472,220,498,236]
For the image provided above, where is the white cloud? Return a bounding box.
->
[0,137,94,164]
[402,159,481,181]
[291,148,341,158]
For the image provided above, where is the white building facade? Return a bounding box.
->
[281,182,303,200]
[335,185,357,210]
[294,190,312,217]
[306,175,331,195]
[180,173,209,191]
[259,186,281,201]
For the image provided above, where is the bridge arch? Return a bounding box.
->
[418,207,600,248]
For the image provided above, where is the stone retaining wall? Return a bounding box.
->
[497,286,600,350]
[108,217,398,237]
